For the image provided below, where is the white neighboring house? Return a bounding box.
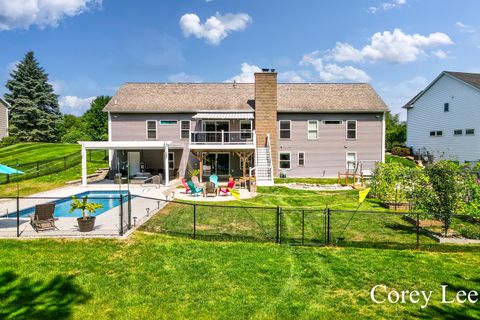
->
[404,71,480,165]
[0,97,9,139]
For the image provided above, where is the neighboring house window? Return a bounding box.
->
[323,120,342,125]
[160,120,178,125]
[430,131,443,137]
[346,120,357,139]
[180,120,190,139]
[346,152,357,170]
[168,152,175,170]
[240,120,252,140]
[279,152,291,169]
[298,152,305,167]
[146,120,157,139]
[307,120,318,139]
[444,103,449,112]
[466,128,475,135]
[279,120,291,139]
[454,129,463,135]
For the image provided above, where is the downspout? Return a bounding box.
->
[108,112,113,166]
[381,112,386,162]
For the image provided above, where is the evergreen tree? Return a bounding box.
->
[82,96,111,141]
[4,51,62,142]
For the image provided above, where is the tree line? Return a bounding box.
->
[2,51,110,145]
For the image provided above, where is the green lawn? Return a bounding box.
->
[385,154,416,167]
[274,177,340,184]
[0,143,107,197]
[0,233,479,319]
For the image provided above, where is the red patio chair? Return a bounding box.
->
[181,178,191,194]
[219,179,235,196]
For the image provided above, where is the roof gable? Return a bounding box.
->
[403,71,480,108]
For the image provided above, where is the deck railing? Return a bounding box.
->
[190,130,255,145]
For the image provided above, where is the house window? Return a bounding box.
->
[146,120,157,139]
[323,120,342,125]
[444,103,449,112]
[240,120,252,140]
[436,131,443,136]
[307,120,318,139]
[279,120,291,139]
[168,152,175,170]
[346,120,357,139]
[160,120,178,125]
[279,152,291,169]
[180,120,190,139]
[298,152,305,167]
[346,152,357,170]
[466,128,475,135]
[454,129,463,135]
[430,131,443,137]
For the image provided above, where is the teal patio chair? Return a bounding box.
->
[187,180,203,197]
[209,175,219,188]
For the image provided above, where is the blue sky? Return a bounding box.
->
[1,0,479,118]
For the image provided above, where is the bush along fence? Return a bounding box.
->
[0,150,108,184]
[1,194,479,247]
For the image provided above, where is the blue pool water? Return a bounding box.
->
[13,190,132,218]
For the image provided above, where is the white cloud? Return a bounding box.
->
[0,0,101,31]
[168,72,204,83]
[329,28,453,64]
[456,21,477,33]
[379,76,428,118]
[179,12,252,45]
[368,0,406,14]
[278,71,306,83]
[431,49,448,59]
[300,51,371,82]
[225,63,261,83]
[59,95,95,116]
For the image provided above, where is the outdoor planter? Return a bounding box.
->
[380,202,411,211]
[77,216,96,232]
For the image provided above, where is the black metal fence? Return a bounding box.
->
[0,150,108,184]
[1,193,479,249]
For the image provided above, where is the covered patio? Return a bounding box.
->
[79,141,172,187]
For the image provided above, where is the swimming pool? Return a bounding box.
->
[11,190,132,218]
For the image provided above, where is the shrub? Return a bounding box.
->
[391,146,411,157]
[371,162,417,203]
[61,130,92,143]
[0,136,17,147]
[458,225,480,240]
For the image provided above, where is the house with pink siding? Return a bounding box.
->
[80,70,387,186]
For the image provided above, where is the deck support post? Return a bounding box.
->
[164,143,169,186]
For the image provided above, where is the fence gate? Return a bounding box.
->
[279,208,328,245]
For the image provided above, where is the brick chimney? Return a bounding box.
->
[255,69,278,175]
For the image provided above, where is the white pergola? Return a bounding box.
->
[79,141,172,187]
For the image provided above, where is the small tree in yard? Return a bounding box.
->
[413,161,467,236]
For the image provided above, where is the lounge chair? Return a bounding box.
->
[30,203,56,231]
[219,179,236,196]
[187,180,203,197]
[181,178,191,194]
[209,175,219,188]
[191,176,203,188]
[204,182,217,197]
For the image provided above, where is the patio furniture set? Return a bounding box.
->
[182,175,236,197]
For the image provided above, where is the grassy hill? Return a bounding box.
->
[0,143,106,196]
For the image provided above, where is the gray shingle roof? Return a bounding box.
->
[103,82,388,113]
[444,71,480,90]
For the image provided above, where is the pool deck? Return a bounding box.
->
[0,183,171,238]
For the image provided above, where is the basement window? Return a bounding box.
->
[279,152,291,169]
[279,120,291,139]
